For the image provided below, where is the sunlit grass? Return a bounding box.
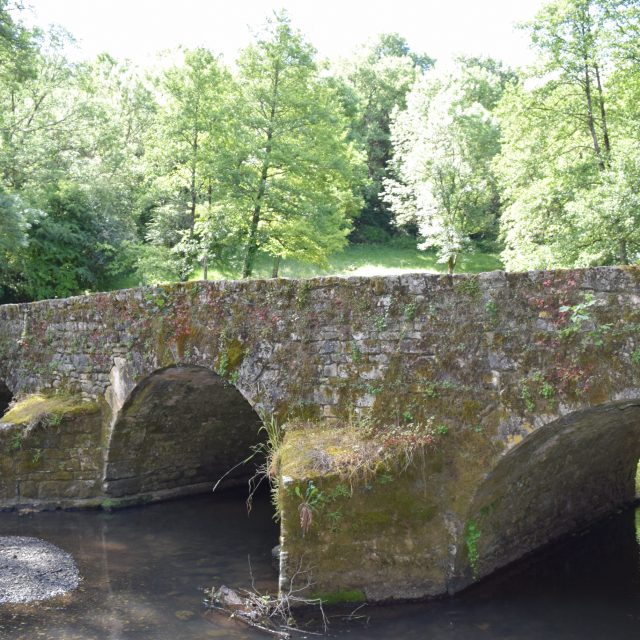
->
[190,242,503,282]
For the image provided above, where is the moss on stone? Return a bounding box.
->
[225,338,245,371]
[2,393,98,425]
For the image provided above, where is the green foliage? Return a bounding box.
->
[374,314,388,331]
[6,1,640,301]
[0,27,152,301]
[46,412,62,427]
[496,0,640,269]
[225,12,365,277]
[217,352,229,378]
[402,409,414,423]
[456,278,481,299]
[403,302,417,321]
[485,299,498,321]
[293,480,323,507]
[294,480,324,536]
[0,190,43,301]
[465,519,482,575]
[333,33,433,239]
[540,381,555,400]
[385,57,512,272]
[145,48,233,281]
[521,384,535,412]
[559,293,597,338]
[295,282,312,309]
[9,430,22,451]
[15,182,128,300]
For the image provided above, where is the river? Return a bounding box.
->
[0,490,638,639]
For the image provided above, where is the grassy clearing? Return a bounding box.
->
[191,241,503,282]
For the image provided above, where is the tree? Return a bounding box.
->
[0,1,33,68]
[0,25,84,194]
[14,181,123,299]
[0,16,157,299]
[221,12,363,278]
[495,0,640,269]
[0,188,42,301]
[334,33,432,241]
[384,58,509,273]
[144,48,232,280]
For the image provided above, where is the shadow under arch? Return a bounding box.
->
[0,379,13,416]
[103,365,264,501]
[451,399,640,592]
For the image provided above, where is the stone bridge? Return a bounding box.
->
[0,267,639,603]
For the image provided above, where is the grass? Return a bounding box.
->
[190,240,503,282]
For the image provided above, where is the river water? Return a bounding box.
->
[0,491,638,639]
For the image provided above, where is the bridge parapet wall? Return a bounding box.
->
[1,267,639,433]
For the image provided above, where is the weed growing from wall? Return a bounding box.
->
[465,520,481,577]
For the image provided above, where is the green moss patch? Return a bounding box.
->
[1,393,97,426]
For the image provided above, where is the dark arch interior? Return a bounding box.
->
[455,400,640,586]
[104,366,264,500]
[0,380,13,417]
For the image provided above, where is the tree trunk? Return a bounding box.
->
[202,254,208,280]
[189,128,198,231]
[583,60,605,171]
[593,62,611,160]
[242,208,261,278]
[271,255,281,278]
[448,254,457,275]
[242,144,271,278]
[618,238,629,265]
[242,62,280,278]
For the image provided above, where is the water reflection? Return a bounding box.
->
[0,490,279,640]
[0,494,638,640]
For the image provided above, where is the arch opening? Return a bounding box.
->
[454,400,640,589]
[0,379,13,417]
[103,366,265,501]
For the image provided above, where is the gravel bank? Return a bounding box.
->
[0,536,80,604]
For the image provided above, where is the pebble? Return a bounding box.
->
[0,536,80,604]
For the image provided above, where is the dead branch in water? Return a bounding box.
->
[205,558,327,638]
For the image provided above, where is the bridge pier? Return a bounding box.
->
[276,403,640,602]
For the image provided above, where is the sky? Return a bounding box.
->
[23,0,546,68]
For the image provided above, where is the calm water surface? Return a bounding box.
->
[0,491,638,639]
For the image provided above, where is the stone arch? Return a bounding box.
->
[451,400,640,591]
[103,365,264,501]
[0,379,13,417]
